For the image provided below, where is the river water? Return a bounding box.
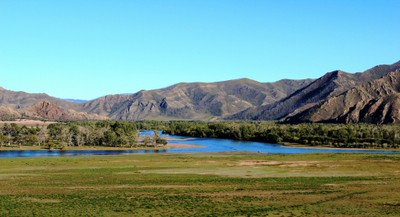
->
[0,133,399,158]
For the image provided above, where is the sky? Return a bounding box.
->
[0,0,399,100]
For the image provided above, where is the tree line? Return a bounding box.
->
[1,120,399,149]
[0,121,167,149]
[163,121,400,149]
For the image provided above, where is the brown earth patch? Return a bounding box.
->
[202,190,315,198]
[239,161,282,166]
[239,160,321,167]
[20,197,61,203]
[0,119,56,126]
[66,185,192,190]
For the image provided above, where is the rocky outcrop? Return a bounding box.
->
[23,100,109,120]
[0,106,21,119]
[29,100,70,119]
[230,60,400,121]
[283,70,400,124]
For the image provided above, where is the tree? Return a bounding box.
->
[15,125,30,147]
[127,130,140,148]
[25,134,39,146]
[0,133,8,147]
[3,123,19,146]
[67,125,86,147]
[47,124,68,146]
[103,130,118,147]
[152,130,167,146]
[143,135,152,147]
[37,126,48,147]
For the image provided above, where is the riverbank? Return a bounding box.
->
[281,142,400,151]
[0,143,203,151]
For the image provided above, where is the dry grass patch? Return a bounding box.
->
[20,197,61,203]
[239,160,322,167]
[0,119,56,126]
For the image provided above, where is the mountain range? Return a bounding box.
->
[232,60,400,122]
[1,60,399,124]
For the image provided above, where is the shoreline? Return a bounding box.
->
[0,142,398,152]
[281,142,400,151]
[0,143,203,151]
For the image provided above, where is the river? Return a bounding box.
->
[0,132,399,158]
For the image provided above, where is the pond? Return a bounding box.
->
[0,132,399,158]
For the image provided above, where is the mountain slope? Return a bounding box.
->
[0,88,82,111]
[230,61,400,120]
[83,78,313,120]
[23,100,108,120]
[283,69,400,124]
[0,88,108,120]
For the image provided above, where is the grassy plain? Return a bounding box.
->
[0,153,400,216]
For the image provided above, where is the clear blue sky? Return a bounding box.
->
[0,0,399,100]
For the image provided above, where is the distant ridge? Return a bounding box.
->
[229,60,400,122]
[0,88,108,120]
[82,78,313,120]
[1,60,399,124]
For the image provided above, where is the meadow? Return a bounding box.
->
[0,153,399,216]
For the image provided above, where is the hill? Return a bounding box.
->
[283,69,400,124]
[230,61,400,121]
[82,78,313,120]
[0,88,107,120]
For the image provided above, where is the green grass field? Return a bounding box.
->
[1,153,400,216]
